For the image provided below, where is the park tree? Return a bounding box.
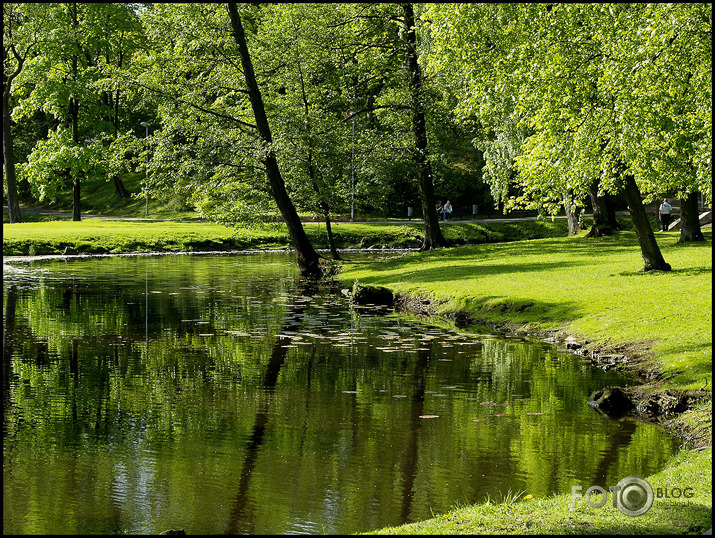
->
[227,2,322,276]
[13,3,145,221]
[133,3,322,276]
[604,3,711,243]
[132,3,465,271]
[400,3,448,249]
[3,3,52,223]
[424,3,711,270]
[246,3,361,260]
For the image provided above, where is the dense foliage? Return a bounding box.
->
[423,3,711,212]
[4,3,711,264]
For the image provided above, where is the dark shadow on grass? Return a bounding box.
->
[614,267,712,277]
[392,260,576,285]
[456,294,584,323]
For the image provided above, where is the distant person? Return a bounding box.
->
[443,200,453,221]
[658,198,672,231]
[436,201,443,219]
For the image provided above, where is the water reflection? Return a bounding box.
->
[3,253,680,535]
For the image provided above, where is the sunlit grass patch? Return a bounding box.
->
[338,230,712,390]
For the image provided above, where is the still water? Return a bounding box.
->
[3,252,679,534]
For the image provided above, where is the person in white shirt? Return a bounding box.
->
[443,200,453,221]
[658,198,673,231]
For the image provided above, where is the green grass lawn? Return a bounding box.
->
[337,230,712,392]
[2,217,573,256]
[1,220,280,255]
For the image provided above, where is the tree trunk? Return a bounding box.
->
[70,96,81,222]
[678,191,704,243]
[227,3,321,278]
[2,89,21,223]
[564,197,581,236]
[73,176,81,221]
[604,192,620,230]
[322,203,342,261]
[621,174,671,272]
[586,179,618,237]
[401,3,448,251]
[112,175,130,199]
[2,16,22,224]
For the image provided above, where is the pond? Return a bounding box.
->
[3,252,680,535]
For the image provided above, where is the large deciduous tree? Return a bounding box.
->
[3,3,50,223]
[227,3,321,277]
[15,3,144,221]
[425,3,711,271]
[400,3,447,250]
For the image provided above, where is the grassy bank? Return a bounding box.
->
[2,217,572,256]
[337,230,712,392]
[335,229,711,534]
[361,447,711,535]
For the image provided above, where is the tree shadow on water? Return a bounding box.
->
[225,281,318,534]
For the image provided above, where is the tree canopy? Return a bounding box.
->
[4,3,712,270]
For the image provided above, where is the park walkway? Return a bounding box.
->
[3,203,603,225]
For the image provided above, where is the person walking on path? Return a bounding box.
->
[659,198,673,231]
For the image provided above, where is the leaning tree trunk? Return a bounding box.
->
[401,3,448,251]
[678,191,704,242]
[621,174,671,272]
[586,179,618,237]
[227,3,321,278]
